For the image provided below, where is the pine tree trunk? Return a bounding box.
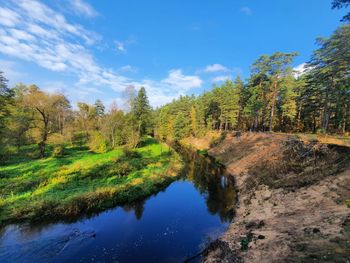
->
[237,110,241,130]
[342,103,347,134]
[297,104,302,131]
[269,81,278,132]
[313,112,317,133]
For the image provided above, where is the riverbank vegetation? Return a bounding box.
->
[0,81,183,224]
[0,137,182,225]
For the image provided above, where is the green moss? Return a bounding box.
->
[196,149,208,155]
[0,137,183,225]
[346,200,350,208]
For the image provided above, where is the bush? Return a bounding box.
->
[114,162,133,177]
[88,132,108,153]
[122,147,141,159]
[47,133,65,145]
[71,131,88,146]
[210,131,227,147]
[316,128,326,134]
[52,145,65,158]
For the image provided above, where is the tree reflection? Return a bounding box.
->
[183,149,237,222]
[120,147,237,223]
[122,200,145,220]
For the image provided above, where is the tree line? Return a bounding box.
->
[0,81,152,160]
[0,20,349,160]
[155,23,350,141]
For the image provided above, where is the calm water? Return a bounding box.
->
[0,149,236,263]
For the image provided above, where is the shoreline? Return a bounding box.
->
[0,139,184,227]
[182,132,350,263]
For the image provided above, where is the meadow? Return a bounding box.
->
[0,137,182,225]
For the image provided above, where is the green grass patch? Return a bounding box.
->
[346,200,350,208]
[196,149,208,155]
[0,137,183,225]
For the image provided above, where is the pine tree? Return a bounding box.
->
[190,106,198,136]
[174,112,189,140]
[306,24,350,133]
[332,0,350,21]
[132,87,152,137]
[234,76,246,130]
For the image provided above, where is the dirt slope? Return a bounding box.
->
[186,132,350,263]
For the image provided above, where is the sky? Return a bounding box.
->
[0,0,347,109]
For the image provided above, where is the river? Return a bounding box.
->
[0,148,236,263]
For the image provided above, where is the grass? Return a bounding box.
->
[273,132,350,147]
[296,133,350,147]
[196,149,208,155]
[0,137,183,225]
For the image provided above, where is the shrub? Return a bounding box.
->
[47,133,65,145]
[346,200,350,208]
[210,131,227,147]
[71,131,88,146]
[197,149,208,155]
[316,128,326,134]
[0,143,16,162]
[114,162,133,177]
[121,147,141,159]
[52,145,65,158]
[88,132,108,153]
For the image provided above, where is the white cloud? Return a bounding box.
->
[240,7,252,16]
[70,0,98,18]
[15,0,99,45]
[293,63,307,78]
[200,64,230,73]
[119,65,138,73]
[9,28,35,41]
[162,69,202,90]
[131,80,181,108]
[0,0,202,108]
[0,60,26,82]
[115,41,126,53]
[114,38,136,54]
[0,0,124,90]
[0,7,20,27]
[212,75,231,83]
[40,81,70,95]
[123,70,203,107]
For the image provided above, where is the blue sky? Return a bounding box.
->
[0,0,346,108]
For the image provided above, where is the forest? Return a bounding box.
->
[0,23,349,161]
[156,24,350,141]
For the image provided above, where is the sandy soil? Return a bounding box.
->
[189,132,350,263]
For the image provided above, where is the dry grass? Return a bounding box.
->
[181,131,221,150]
[274,132,350,147]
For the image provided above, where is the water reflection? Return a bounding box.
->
[122,200,145,220]
[119,146,236,223]
[0,146,237,263]
[180,147,236,222]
